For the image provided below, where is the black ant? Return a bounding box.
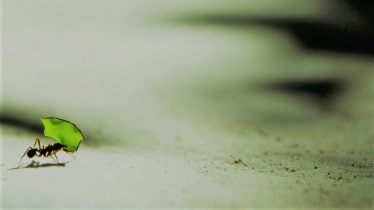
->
[18,138,75,168]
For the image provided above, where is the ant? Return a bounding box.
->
[18,138,75,168]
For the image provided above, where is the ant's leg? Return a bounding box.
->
[17,147,33,168]
[49,153,60,167]
[35,150,42,157]
[63,150,76,159]
[33,138,42,150]
[48,150,61,166]
[54,153,60,164]
[53,153,61,167]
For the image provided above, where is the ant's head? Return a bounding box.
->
[61,145,70,152]
[27,149,37,158]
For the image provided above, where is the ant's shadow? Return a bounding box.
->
[9,160,69,170]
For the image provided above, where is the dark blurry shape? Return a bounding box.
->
[176,15,374,56]
[0,115,43,134]
[174,0,374,56]
[342,0,374,22]
[273,20,374,56]
[269,79,346,109]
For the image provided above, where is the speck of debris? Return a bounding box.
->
[354,176,357,178]
[314,166,318,169]
[351,163,355,167]
[338,177,343,180]
[327,172,330,175]
[285,167,289,171]
[290,169,296,172]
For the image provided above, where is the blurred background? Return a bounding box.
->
[1,0,373,208]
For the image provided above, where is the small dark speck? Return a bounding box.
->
[327,172,330,175]
[352,163,355,167]
[338,177,343,180]
[285,167,289,171]
[290,169,296,172]
[354,176,357,178]
[314,166,318,169]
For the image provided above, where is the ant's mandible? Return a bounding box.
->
[18,138,75,168]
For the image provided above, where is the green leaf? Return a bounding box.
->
[40,117,84,152]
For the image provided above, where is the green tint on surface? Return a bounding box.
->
[40,117,84,152]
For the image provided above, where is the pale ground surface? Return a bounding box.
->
[1,0,374,209]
